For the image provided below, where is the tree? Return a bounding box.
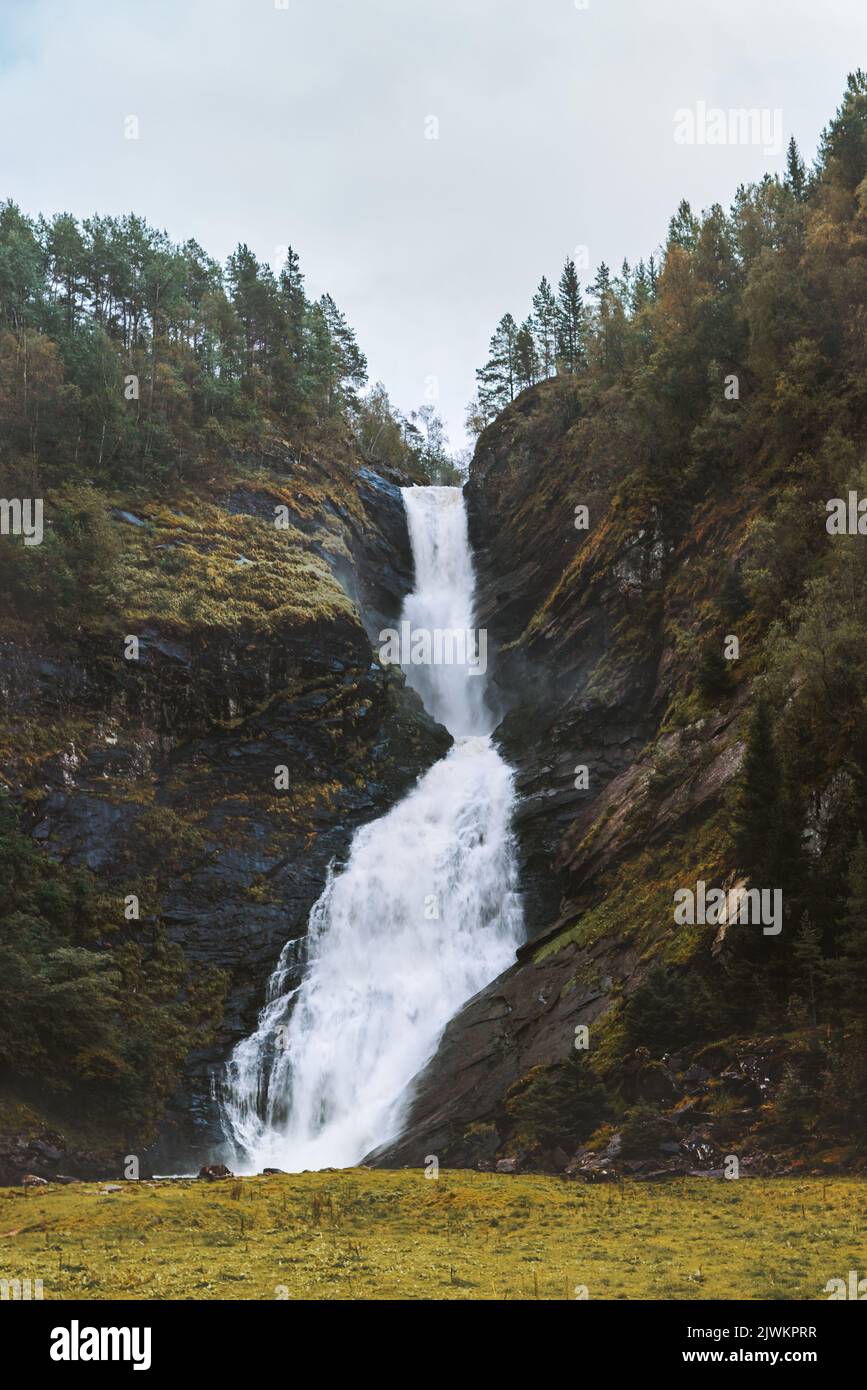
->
[226,243,276,389]
[667,198,700,251]
[784,136,807,201]
[409,403,460,483]
[531,276,558,377]
[631,259,652,313]
[732,697,779,881]
[45,213,87,333]
[317,292,367,407]
[819,68,867,191]
[555,258,585,372]
[696,635,731,700]
[274,244,307,405]
[464,393,488,439]
[792,914,826,1025]
[515,317,540,391]
[0,202,43,330]
[589,261,612,299]
[588,262,626,374]
[475,312,518,419]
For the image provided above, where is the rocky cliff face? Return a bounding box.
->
[373,378,785,1177]
[0,441,449,1182]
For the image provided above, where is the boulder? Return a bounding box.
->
[198,1163,233,1181]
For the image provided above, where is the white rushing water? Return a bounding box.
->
[220,486,523,1172]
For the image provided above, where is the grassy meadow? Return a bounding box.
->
[0,1171,864,1301]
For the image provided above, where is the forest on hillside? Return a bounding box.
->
[0,203,458,496]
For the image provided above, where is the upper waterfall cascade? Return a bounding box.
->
[220,485,523,1172]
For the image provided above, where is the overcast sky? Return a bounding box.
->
[1,0,865,450]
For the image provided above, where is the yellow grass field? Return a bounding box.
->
[1,1171,865,1301]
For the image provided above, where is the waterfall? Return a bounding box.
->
[219,486,523,1172]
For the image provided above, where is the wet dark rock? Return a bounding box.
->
[29,1139,63,1162]
[2,455,449,1180]
[198,1164,233,1181]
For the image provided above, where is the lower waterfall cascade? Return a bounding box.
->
[219,485,523,1172]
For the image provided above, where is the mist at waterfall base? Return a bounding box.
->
[220,487,523,1173]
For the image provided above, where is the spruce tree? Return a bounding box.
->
[630,260,652,314]
[274,245,307,405]
[588,262,625,374]
[666,198,699,250]
[589,261,612,302]
[784,136,807,201]
[531,276,558,377]
[555,259,585,372]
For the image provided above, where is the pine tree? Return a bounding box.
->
[784,136,808,201]
[515,317,540,391]
[588,262,626,374]
[226,243,275,385]
[303,298,341,412]
[819,68,867,192]
[475,312,518,418]
[615,258,632,301]
[531,276,558,377]
[555,259,585,372]
[667,198,699,250]
[272,244,307,408]
[317,292,367,407]
[589,261,612,301]
[46,212,87,332]
[631,259,652,314]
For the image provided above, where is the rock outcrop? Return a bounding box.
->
[370,377,770,1174]
[0,441,449,1181]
